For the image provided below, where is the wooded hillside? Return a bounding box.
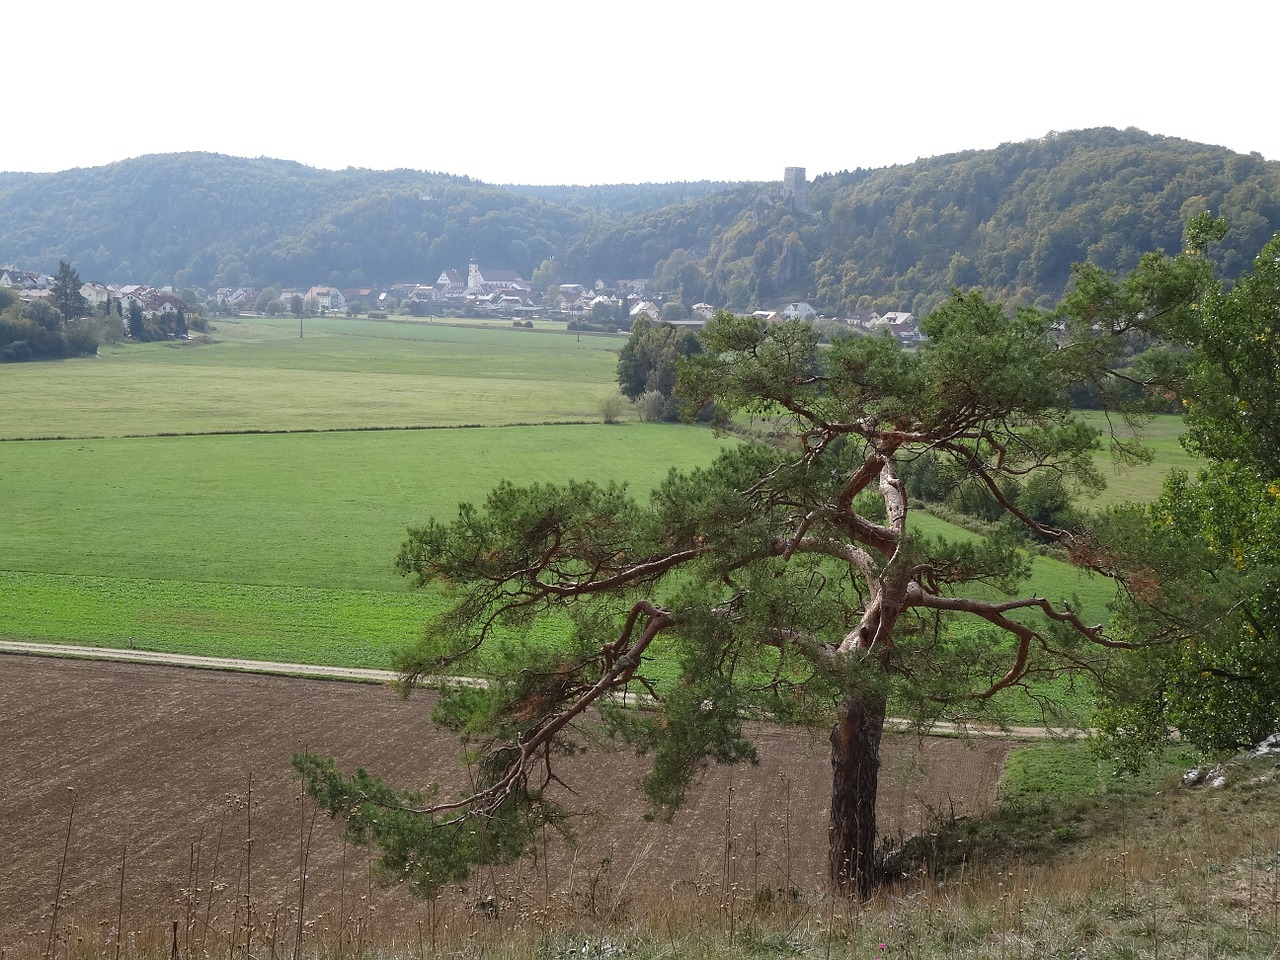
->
[2,128,1276,311]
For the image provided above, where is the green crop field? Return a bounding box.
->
[0,316,730,666]
[1,425,734,590]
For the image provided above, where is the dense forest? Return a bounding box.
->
[2,128,1278,313]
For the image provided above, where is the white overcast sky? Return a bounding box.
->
[6,0,1272,185]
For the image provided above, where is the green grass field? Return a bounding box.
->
[0,317,624,439]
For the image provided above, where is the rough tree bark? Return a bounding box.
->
[828,688,888,897]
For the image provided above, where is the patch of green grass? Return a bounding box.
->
[0,572,432,666]
[1080,411,1201,507]
[999,739,1198,808]
[1,423,732,591]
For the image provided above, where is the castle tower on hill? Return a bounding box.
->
[782,167,807,214]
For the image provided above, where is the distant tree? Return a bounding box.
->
[660,300,689,321]
[256,288,279,313]
[265,299,284,317]
[290,294,304,318]
[531,258,559,291]
[52,260,89,323]
[127,301,145,339]
[21,298,63,333]
[615,317,701,417]
[62,316,99,356]
[0,315,65,361]
[598,392,628,423]
[633,389,675,422]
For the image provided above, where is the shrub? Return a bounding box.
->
[599,393,629,424]
[634,390,677,422]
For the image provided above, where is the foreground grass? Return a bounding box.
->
[15,742,1278,959]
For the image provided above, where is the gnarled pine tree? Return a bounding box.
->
[297,294,1135,899]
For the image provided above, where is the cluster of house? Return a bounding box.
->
[214,261,924,344]
[2,265,190,327]
[7,257,922,345]
[0,265,54,297]
[214,263,656,320]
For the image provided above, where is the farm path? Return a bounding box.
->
[0,640,1077,739]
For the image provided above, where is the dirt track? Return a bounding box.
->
[0,651,1012,951]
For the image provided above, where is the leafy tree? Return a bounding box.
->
[255,288,279,312]
[615,317,701,414]
[290,294,304,318]
[297,302,1133,899]
[660,300,689,321]
[598,392,628,424]
[0,315,65,361]
[21,298,63,333]
[52,260,89,322]
[1068,221,1280,764]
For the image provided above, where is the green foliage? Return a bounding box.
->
[52,259,89,321]
[292,753,555,898]
[615,317,702,409]
[1072,229,1280,764]
[0,263,101,361]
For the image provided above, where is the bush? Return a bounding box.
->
[634,390,677,422]
[599,393,629,424]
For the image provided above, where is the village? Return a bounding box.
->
[2,259,924,344]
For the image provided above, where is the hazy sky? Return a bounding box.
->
[9,0,1272,185]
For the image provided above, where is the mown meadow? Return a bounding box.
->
[0,317,736,667]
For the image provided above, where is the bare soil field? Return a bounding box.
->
[0,654,1010,953]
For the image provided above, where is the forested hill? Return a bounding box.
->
[2,128,1278,312]
[556,128,1280,316]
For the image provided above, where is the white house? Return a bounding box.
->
[306,286,347,312]
[781,301,818,320]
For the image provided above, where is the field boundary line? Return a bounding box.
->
[0,640,1075,739]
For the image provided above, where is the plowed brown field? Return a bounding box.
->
[0,654,1010,953]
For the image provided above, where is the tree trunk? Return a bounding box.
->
[828,688,887,898]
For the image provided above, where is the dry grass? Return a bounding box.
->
[10,730,1280,959]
